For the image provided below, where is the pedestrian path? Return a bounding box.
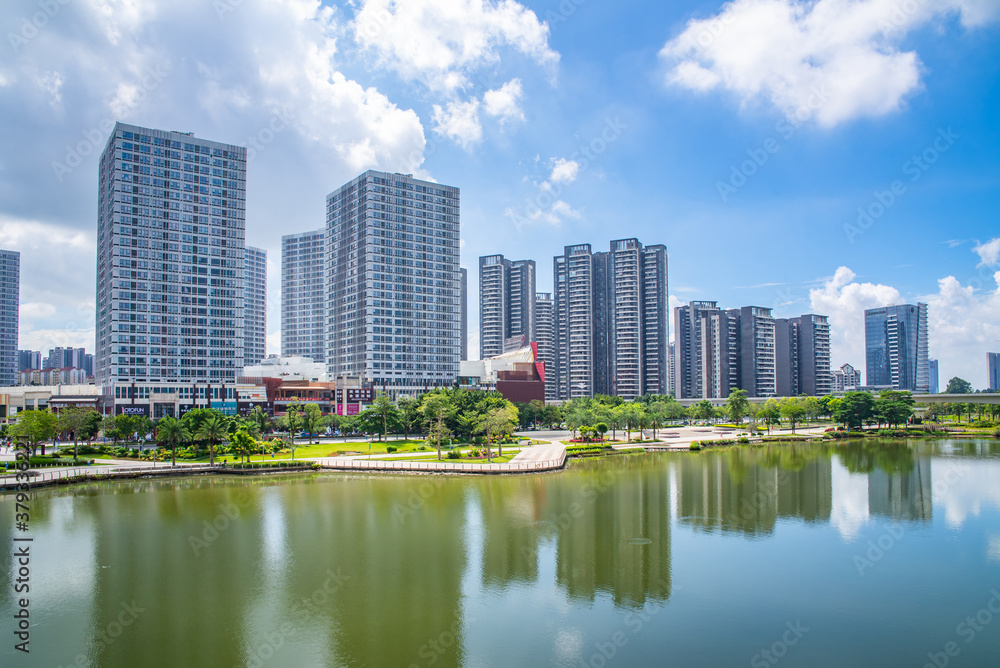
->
[313,441,567,474]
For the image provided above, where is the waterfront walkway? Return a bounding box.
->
[312,442,568,474]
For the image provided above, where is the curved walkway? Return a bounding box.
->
[313,441,567,475]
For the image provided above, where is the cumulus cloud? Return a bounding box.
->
[973,237,1000,266]
[811,261,1000,388]
[482,78,525,125]
[352,0,559,93]
[660,0,1000,126]
[549,158,580,185]
[431,98,484,150]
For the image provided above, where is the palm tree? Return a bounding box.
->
[196,415,228,466]
[156,416,190,466]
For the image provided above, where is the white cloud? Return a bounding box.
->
[431,98,483,150]
[551,200,581,220]
[660,0,1000,126]
[549,158,580,185]
[830,465,870,541]
[809,266,901,371]
[973,237,1000,266]
[482,78,525,125]
[352,0,559,93]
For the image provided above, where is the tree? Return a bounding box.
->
[834,392,876,430]
[692,400,716,422]
[488,403,519,457]
[228,429,257,464]
[246,406,271,436]
[155,416,190,466]
[622,403,644,442]
[397,395,420,439]
[779,397,806,433]
[300,404,325,445]
[420,393,453,460]
[725,389,750,425]
[58,407,99,460]
[875,391,915,428]
[594,422,609,442]
[9,409,58,456]
[945,377,973,394]
[196,415,228,466]
[80,410,103,446]
[368,394,400,443]
[758,400,781,434]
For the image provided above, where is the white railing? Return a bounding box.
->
[317,456,566,473]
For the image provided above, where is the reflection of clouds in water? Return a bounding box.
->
[932,460,1000,529]
[261,490,288,572]
[553,627,584,665]
[989,536,1000,562]
[831,466,869,541]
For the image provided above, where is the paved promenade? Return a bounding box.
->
[312,441,568,474]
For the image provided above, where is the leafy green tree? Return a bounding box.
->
[300,403,325,445]
[228,429,257,464]
[420,392,454,460]
[946,377,972,394]
[246,406,271,436]
[9,409,58,456]
[594,421,609,442]
[196,415,228,466]
[779,397,806,433]
[58,407,99,460]
[691,400,716,421]
[155,416,190,466]
[834,392,876,430]
[622,402,644,442]
[875,391,915,428]
[367,394,400,442]
[725,389,750,425]
[758,399,781,434]
[397,395,420,439]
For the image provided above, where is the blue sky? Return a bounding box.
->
[1,0,998,387]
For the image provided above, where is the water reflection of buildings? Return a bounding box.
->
[676,448,833,536]
[868,457,932,521]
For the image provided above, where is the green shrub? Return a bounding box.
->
[689,442,702,450]
[446,450,461,460]
[737,437,750,444]
[386,446,398,453]
[418,445,428,451]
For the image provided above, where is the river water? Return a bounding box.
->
[2,439,1000,667]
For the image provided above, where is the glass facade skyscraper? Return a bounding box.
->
[864,303,929,393]
[989,353,999,391]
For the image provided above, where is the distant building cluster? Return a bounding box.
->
[3,121,994,420]
[480,239,668,402]
[674,302,831,399]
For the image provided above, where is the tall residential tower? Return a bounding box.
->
[95,123,247,388]
[325,171,461,394]
[281,230,326,362]
[243,246,267,367]
[0,249,18,387]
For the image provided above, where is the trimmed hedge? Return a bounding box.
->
[23,457,95,468]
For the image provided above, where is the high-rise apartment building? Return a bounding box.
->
[281,230,325,363]
[534,292,555,401]
[43,347,90,373]
[733,306,776,398]
[551,239,667,400]
[0,249,18,387]
[18,350,41,372]
[460,268,468,361]
[775,314,832,396]
[864,303,929,393]
[95,122,246,388]
[478,255,535,359]
[929,358,939,394]
[674,301,730,399]
[553,244,596,399]
[989,353,999,391]
[325,171,461,394]
[244,246,267,367]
